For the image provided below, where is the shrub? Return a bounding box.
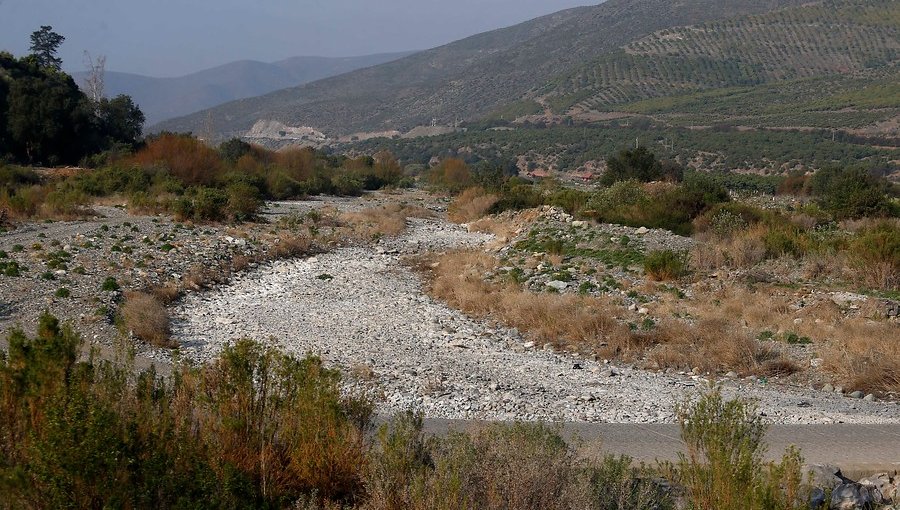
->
[494,181,544,212]
[448,187,499,223]
[849,221,899,289]
[225,182,261,221]
[673,388,807,510]
[191,186,229,221]
[101,277,119,291]
[644,250,689,281]
[602,147,679,185]
[131,133,224,186]
[810,166,893,219]
[0,315,372,507]
[54,287,70,298]
[428,158,473,193]
[120,291,173,348]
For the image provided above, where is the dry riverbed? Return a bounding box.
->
[2,192,899,424]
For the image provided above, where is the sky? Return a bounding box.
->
[0,0,593,77]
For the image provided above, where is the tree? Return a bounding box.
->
[29,26,65,71]
[82,51,106,106]
[811,166,893,219]
[601,147,682,186]
[98,95,145,148]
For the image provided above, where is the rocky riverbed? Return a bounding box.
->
[168,211,900,425]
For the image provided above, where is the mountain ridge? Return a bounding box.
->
[153,0,811,139]
[74,52,414,125]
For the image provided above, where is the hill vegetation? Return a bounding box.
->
[154,0,809,139]
[542,0,899,129]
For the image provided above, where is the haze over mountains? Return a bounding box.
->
[154,0,811,139]
[155,0,899,142]
[75,52,412,125]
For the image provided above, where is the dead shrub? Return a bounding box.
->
[130,133,224,186]
[448,187,499,224]
[422,251,636,358]
[121,291,175,348]
[269,235,314,260]
[647,319,785,375]
[341,204,435,239]
[822,326,900,394]
[149,283,181,305]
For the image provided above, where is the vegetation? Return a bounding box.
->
[1,134,407,222]
[0,314,811,509]
[0,27,144,166]
[644,250,689,281]
[547,0,899,127]
[672,388,805,510]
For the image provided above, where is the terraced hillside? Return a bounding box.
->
[154,0,808,139]
[543,0,900,128]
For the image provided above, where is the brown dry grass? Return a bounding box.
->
[820,323,900,394]
[121,291,175,348]
[421,251,634,357]
[418,251,799,374]
[269,235,314,260]
[340,203,435,239]
[645,319,795,376]
[448,187,499,224]
[149,283,181,305]
[691,226,767,271]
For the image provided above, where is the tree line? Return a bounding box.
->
[0,26,144,166]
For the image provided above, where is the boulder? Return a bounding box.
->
[859,473,897,504]
[808,465,852,491]
[546,280,569,291]
[830,483,882,509]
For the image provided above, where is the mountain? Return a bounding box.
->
[539,0,899,128]
[74,52,413,125]
[153,0,812,140]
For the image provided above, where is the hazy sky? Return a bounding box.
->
[0,0,593,77]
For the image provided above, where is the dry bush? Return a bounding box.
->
[448,187,499,224]
[130,134,224,186]
[269,235,314,260]
[691,226,767,271]
[182,265,222,291]
[821,322,900,394]
[646,319,791,375]
[341,204,435,239]
[149,283,181,305]
[229,254,252,273]
[121,291,175,348]
[423,251,636,358]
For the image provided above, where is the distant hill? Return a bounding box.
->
[75,52,413,125]
[154,0,811,140]
[539,0,899,129]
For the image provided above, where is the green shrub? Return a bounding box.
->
[225,182,261,221]
[0,260,24,276]
[0,315,372,507]
[494,182,544,212]
[101,277,119,292]
[191,187,229,221]
[644,250,689,281]
[54,287,70,298]
[811,166,893,219]
[673,388,807,510]
[601,147,682,185]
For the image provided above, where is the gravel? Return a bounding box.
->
[168,215,900,425]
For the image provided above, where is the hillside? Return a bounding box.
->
[74,52,412,125]
[153,0,809,140]
[540,0,900,129]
